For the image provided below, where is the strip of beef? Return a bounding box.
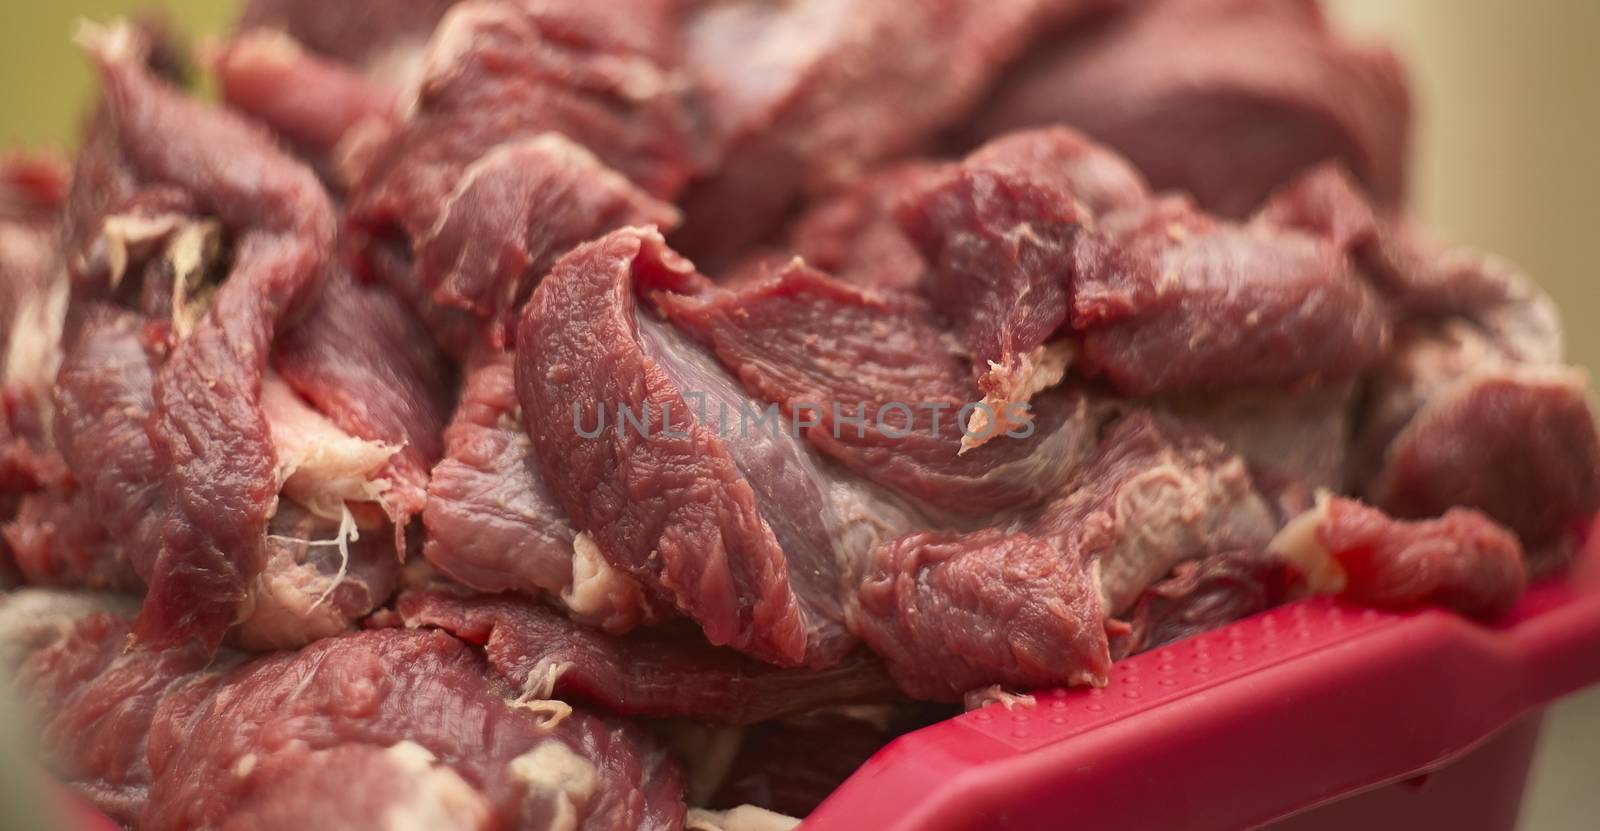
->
[1259,163,1561,364]
[970,0,1410,218]
[656,260,1116,514]
[517,227,921,668]
[272,268,455,540]
[674,0,1098,266]
[1363,340,1600,556]
[1,592,211,825]
[897,128,1145,425]
[142,628,686,831]
[853,413,1276,700]
[1072,194,1391,396]
[1271,496,1527,619]
[723,162,948,294]
[214,31,402,181]
[82,25,336,648]
[901,127,1389,409]
[238,0,459,72]
[397,588,901,725]
[348,0,694,350]
[423,350,660,633]
[1,591,687,830]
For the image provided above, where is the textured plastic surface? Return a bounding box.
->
[802,538,1600,831]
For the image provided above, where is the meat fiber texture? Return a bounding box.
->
[0,590,687,830]
[969,0,1412,219]
[7,0,1600,825]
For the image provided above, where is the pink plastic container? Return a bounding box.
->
[802,537,1600,831]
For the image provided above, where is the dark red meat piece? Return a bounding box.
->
[853,413,1275,700]
[898,128,1134,418]
[1073,194,1391,396]
[140,627,685,831]
[517,227,919,667]
[398,588,901,725]
[675,0,1096,265]
[657,260,1115,514]
[1313,497,1527,619]
[349,0,696,349]
[238,0,460,69]
[422,350,662,633]
[81,27,339,651]
[272,269,455,539]
[971,0,1411,218]
[1113,549,1285,657]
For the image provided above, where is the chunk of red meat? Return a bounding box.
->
[423,351,661,633]
[214,31,401,179]
[398,588,901,725]
[1368,367,1600,555]
[80,27,339,651]
[47,304,166,583]
[348,0,693,349]
[272,269,455,539]
[140,627,685,831]
[780,163,948,293]
[1258,163,1561,364]
[675,0,1096,265]
[853,413,1275,700]
[656,260,1115,514]
[7,602,215,825]
[516,227,920,667]
[237,0,460,71]
[971,0,1411,218]
[1073,195,1391,396]
[897,128,1125,417]
[1290,497,1527,619]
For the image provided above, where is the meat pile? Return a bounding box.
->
[1,1,1595,828]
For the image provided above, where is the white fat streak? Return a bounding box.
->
[509,660,574,730]
[511,741,598,831]
[1266,494,1347,598]
[100,213,183,287]
[961,341,1074,454]
[382,741,493,831]
[261,372,398,521]
[560,531,646,626]
[686,806,802,831]
[167,221,223,338]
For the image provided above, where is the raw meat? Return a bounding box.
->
[896,128,1138,422]
[422,350,661,633]
[674,0,1096,265]
[901,127,1389,408]
[971,0,1411,218]
[516,227,920,667]
[1,592,689,831]
[397,588,902,725]
[271,269,455,540]
[348,0,696,349]
[214,31,402,179]
[1271,496,1527,619]
[761,162,947,293]
[1072,195,1391,396]
[0,155,70,584]
[853,413,1276,700]
[655,260,1117,514]
[238,0,459,71]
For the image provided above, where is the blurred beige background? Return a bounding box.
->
[1,1,1596,829]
